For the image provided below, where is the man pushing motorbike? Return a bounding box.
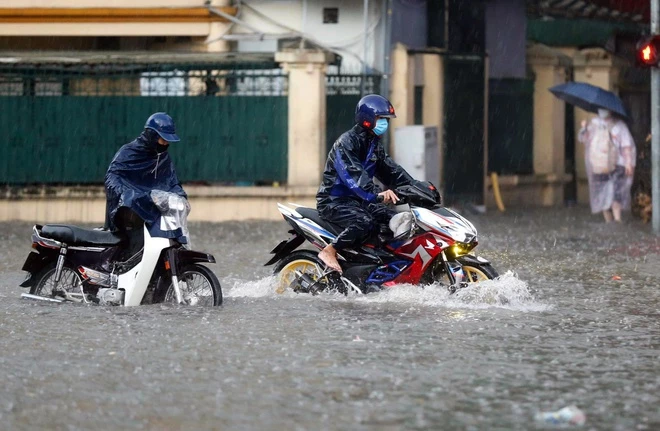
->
[105,112,187,259]
[317,94,418,274]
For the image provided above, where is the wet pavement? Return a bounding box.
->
[0,206,659,430]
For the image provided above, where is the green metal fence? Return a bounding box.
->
[443,54,485,203]
[0,56,288,185]
[488,78,534,175]
[325,74,381,153]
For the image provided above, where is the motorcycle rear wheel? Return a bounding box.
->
[273,250,328,294]
[154,264,222,306]
[30,262,83,298]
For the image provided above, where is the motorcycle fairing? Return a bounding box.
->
[388,232,448,284]
[277,204,335,248]
[365,260,410,284]
[121,225,171,306]
[414,207,478,243]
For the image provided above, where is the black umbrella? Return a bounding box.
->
[549,82,628,119]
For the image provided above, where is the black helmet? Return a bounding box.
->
[354,94,396,129]
[144,112,180,142]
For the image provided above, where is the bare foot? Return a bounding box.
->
[318,245,342,273]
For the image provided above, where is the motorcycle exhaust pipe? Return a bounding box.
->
[294,270,323,294]
[21,293,64,303]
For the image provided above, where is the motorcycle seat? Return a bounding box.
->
[41,224,126,247]
[295,207,344,236]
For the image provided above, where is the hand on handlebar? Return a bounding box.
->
[377,190,400,204]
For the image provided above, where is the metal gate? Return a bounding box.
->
[443,54,486,204]
[326,74,381,153]
[0,56,288,185]
[488,78,534,175]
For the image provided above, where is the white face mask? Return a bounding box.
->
[598,109,611,119]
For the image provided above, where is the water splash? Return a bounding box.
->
[225,275,282,298]
[225,271,550,312]
[346,271,549,312]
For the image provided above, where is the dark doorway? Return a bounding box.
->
[443,54,485,204]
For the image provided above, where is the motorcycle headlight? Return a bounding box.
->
[447,240,478,258]
[447,242,470,257]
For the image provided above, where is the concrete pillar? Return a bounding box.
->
[206,0,231,52]
[421,53,444,186]
[573,48,623,204]
[389,43,413,159]
[528,44,571,178]
[275,49,334,187]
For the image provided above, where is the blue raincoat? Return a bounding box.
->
[316,124,414,250]
[104,130,187,237]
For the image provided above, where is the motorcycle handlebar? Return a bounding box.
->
[376,191,408,205]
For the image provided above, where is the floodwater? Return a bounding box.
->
[1,206,659,430]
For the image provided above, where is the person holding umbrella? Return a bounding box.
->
[550,82,636,223]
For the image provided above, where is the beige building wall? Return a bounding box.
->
[0,186,318,223]
[1,1,206,6]
[0,0,232,51]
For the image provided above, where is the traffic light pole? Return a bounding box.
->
[653,0,660,233]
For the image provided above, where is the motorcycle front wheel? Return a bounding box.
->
[456,256,499,282]
[154,264,222,306]
[30,262,83,298]
[425,255,499,288]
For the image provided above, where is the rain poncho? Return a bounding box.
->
[578,117,636,213]
[317,124,414,249]
[104,130,187,238]
[317,124,414,205]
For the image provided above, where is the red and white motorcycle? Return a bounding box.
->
[265,181,498,295]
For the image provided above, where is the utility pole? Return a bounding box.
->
[362,0,369,96]
[653,0,660,232]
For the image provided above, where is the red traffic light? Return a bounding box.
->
[636,36,660,68]
[641,44,656,63]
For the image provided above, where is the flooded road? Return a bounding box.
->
[1,206,659,430]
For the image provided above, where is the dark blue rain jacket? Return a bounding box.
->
[316,124,414,206]
[104,131,186,237]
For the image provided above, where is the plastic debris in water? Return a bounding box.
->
[611,275,622,281]
[535,405,586,426]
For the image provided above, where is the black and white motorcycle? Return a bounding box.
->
[19,191,222,306]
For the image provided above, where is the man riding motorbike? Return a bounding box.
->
[104,112,187,260]
[316,94,417,273]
